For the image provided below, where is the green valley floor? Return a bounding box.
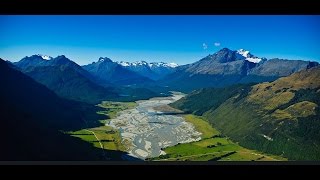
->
[68,100,286,161]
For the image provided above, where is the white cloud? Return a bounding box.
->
[203,43,208,50]
[214,42,221,47]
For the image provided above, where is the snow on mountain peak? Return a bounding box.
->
[98,57,112,63]
[166,63,179,68]
[236,49,262,63]
[133,61,148,66]
[148,62,178,68]
[117,61,178,68]
[237,49,250,58]
[118,61,130,66]
[37,54,52,60]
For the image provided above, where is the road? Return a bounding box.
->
[84,129,106,157]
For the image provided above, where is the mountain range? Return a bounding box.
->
[9,48,319,103]
[117,61,178,80]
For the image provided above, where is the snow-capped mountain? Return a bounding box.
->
[160,47,319,92]
[236,49,262,63]
[82,57,153,85]
[116,61,178,80]
[149,62,179,68]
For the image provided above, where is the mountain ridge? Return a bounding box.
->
[116,60,178,80]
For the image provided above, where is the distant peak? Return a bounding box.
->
[148,62,178,68]
[116,61,178,68]
[56,55,67,59]
[132,61,148,66]
[220,47,232,51]
[98,57,112,63]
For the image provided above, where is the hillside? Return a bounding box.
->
[0,59,126,160]
[171,67,320,160]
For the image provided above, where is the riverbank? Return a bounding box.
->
[107,92,202,159]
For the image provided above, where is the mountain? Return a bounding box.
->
[14,55,117,104]
[0,59,126,160]
[83,57,154,86]
[82,57,166,100]
[117,61,178,80]
[171,66,320,160]
[160,48,318,92]
[15,54,96,81]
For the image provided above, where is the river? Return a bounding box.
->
[107,92,202,160]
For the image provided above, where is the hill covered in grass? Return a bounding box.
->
[171,67,320,160]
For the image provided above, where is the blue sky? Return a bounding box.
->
[0,15,319,65]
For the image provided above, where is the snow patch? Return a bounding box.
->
[237,49,250,57]
[117,61,179,68]
[37,54,52,60]
[118,61,130,66]
[246,57,262,63]
[236,49,262,63]
[166,62,179,68]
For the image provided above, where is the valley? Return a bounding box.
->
[69,91,285,161]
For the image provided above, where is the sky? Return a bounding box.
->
[0,15,319,65]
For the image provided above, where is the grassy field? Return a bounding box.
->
[68,101,137,154]
[150,115,286,161]
[183,114,220,138]
[97,101,136,119]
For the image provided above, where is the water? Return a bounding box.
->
[107,92,202,160]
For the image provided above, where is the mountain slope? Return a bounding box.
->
[14,55,117,104]
[83,57,154,85]
[0,59,126,160]
[161,48,318,92]
[171,67,320,160]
